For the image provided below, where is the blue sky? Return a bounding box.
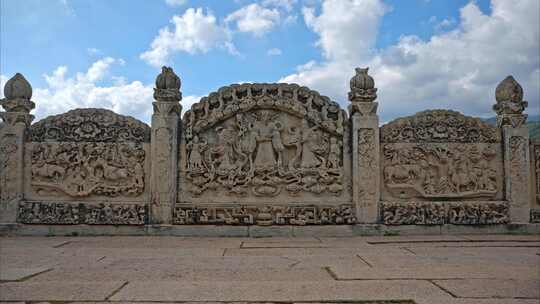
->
[1,0,538,123]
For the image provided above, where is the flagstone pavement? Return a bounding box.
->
[0,234,539,304]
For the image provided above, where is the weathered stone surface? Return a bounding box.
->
[174,204,356,225]
[180,83,349,205]
[0,68,537,230]
[17,201,147,225]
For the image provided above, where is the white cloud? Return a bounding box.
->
[140,8,235,67]
[31,58,154,122]
[165,0,187,7]
[262,0,297,11]
[267,48,282,56]
[225,3,281,37]
[280,0,540,122]
[2,60,200,124]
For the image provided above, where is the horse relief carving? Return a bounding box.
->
[383,144,499,199]
[182,84,346,197]
[31,142,145,197]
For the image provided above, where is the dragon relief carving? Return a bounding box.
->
[174,204,356,225]
[182,83,346,197]
[30,108,150,143]
[383,144,499,199]
[381,110,501,143]
[17,201,146,225]
[31,142,145,197]
[381,201,509,225]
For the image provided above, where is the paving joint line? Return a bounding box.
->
[401,247,416,255]
[428,280,458,298]
[323,266,339,280]
[53,241,72,248]
[105,281,129,301]
[356,254,374,268]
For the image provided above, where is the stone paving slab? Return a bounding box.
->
[111,280,451,302]
[225,246,411,257]
[0,281,126,301]
[432,278,540,299]
[328,264,539,280]
[0,267,51,281]
[2,235,539,303]
[32,265,334,281]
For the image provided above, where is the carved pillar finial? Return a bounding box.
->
[494,75,532,223]
[153,66,182,103]
[348,67,381,223]
[348,67,378,116]
[150,67,182,224]
[493,75,528,128]
[0,73,35,223]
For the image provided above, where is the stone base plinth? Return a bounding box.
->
[2,223,539,237]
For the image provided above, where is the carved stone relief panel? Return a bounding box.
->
[0,134,18,203]
[381,110,501,143]
[381,201,509,225]
[358,129,377,202]
[509,136,528,206]
[30,108,150,143]
[17,201,146,225]
[381,110,503,201]
[531,209,540,223]
[29,142,146,198]
[530,142,539,207]
[174,204,356,225]
[382,143,502,200]
[179,83,351,203]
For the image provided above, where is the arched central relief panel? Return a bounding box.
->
[176,83,355,225]
[380,110,508,225]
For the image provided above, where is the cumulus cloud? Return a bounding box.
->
[30,57,154,122]
[280,0,540,122]
[140,8,235,67]
[225,3,281,37]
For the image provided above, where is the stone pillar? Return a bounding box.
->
[494,75,531,223]
[0,73,35,223]
[348,68,380,223]
[150,67,182,224]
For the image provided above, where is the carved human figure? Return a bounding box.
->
[253,111,283,171]
[187,135,206,172]
[327,137,341,169]
[300,119,321,168]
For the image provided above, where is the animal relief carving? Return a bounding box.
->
[383,144,499,199]
[31,142,145,197]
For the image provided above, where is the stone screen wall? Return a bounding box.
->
[0,68,536,227]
